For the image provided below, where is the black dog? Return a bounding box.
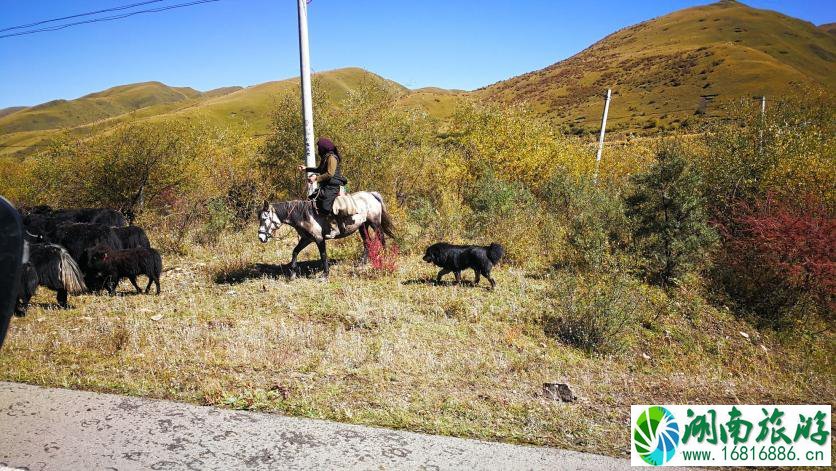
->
[423,242,504,289]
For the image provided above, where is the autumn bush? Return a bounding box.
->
[698,89,835,220]
[3,120,264,252]
[715,194,834,328]
[700,91,835,327]
[543,273,642,355]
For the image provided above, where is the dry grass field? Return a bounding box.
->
[1,230,832,457]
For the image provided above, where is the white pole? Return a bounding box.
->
[594,88,612,183]
[760,96,766,115]
[297,0,316,194]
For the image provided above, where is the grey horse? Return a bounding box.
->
[257,191,394,278]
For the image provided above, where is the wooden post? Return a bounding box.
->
[594,89,612,183]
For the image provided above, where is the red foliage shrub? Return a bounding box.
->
[365,232,399,273]
[718,193,834,320]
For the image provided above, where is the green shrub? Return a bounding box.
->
[195,198,235,245]
[543,274,641,355]
[625,141,716,286]
[541,173,630,271]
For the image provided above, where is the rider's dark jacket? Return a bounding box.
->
[305,152,346,213]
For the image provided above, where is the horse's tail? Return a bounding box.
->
[371,192,396,238]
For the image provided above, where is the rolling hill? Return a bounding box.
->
[0,68,406,157]
[0,82,205,135]
[478,0,836,134]
[1,0,833,155]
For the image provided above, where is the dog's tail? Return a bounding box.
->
[487,243,504,265]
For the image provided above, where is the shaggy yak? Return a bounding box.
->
[48,222,124,289]
[50,222,123,261]
[113,226,151,249]
[15,263,39,317]
[24,206,127,228]
[422,242,505,290]
[21,243,88,310]
[88,246,162,295]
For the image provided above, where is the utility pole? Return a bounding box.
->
[297,0,316,195]
[593,88,612,183]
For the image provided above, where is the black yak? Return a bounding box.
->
[88,246,162,295]
[50,222,124,263]
[49,222,124,290]
[22,213,57,240]
[113,226,151,249]
[23,207,127,230]
[40,207,127,227]
[15,263,39,317]
[26,243,87,307]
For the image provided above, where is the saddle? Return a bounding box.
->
[324,194,367,240]
[332,194,360,217]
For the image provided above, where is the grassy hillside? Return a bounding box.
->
[478,0,836,134]
[820,23,836,35]
[0,106,26,119]
[0,81,202,135]
[0,68,407,157]
[2,1,833,154]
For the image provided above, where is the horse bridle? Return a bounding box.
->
[259,203,300,241]
[259,207,280,240]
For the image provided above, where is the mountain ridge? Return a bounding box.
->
[2,1,833,154]
[477,0,836,133]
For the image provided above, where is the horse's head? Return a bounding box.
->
[258,200,279,243]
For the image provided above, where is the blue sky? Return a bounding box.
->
[0,0,833,108]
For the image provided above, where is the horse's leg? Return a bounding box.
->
[359,223,370,264]
[375,220,386,249]
[473,269,481,286]
[454,271,462,285]
[316,239,329,278]
[436,268,450,284]
[290,237,313,278]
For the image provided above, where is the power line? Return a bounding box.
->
[0,0,165,33]
[0,0,222,39]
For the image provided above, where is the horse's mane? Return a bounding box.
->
[271,200,313,225]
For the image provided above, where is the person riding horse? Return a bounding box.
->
[297,137,348,238]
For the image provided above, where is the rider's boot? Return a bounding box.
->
[325,217,342,239]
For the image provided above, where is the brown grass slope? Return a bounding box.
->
[0,107,26,119]
[478,0,836,134]
[0,81,203,135]
[0,68,403,157]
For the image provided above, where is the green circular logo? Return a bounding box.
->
[634,406,680,466]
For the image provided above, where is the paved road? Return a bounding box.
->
[0,382,632,470]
